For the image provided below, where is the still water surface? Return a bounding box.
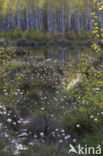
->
[16,45,93,66]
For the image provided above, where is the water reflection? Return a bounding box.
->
[31,46,93,65]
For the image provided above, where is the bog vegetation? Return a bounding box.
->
[0,1,103,156]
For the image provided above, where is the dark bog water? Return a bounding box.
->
[16,46,93,65]
[32,46,93,64]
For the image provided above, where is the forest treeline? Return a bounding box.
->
[0,0,102,37]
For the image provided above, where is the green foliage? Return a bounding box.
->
[0,29,93,41]
[0,48,15,60]
[61,1,103,147]
[67,30,93,40]
[85,128,103,150]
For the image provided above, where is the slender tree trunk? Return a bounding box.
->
[25,0,29,31]
[61,1,65,38]
[17,3,21,28]
[67,6,71,32]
